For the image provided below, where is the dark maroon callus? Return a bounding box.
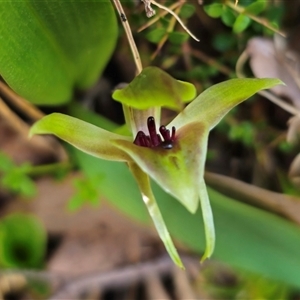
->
[133,116,176,149]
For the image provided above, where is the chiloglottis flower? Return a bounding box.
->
[29,66,282,268]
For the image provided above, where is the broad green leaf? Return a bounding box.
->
[71,146,300,288]
[233,14,251,33]
[129,163,183,268]
[244,1,267,15]
[170,78,283,130]
[112,67,197,110]
[204,3,224,18]
[0,213,46,268]
[113,122,209,214]
[0,1,117,105]
[29,113,131,162]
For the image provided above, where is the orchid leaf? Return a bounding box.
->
[29,113,131,162]
[112,66,197,111]
[0,1,117,105]
[129,163,183,268]
[114,122,209,214]
[171,78,283,130]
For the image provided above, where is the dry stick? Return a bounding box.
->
[236,49,300,117]
[0,96,29,134]
[49,255,199,299]
[0,81,44,121]
[138,1,183,32]
[189,47,233,76]
[111,0,150,136]
[205,171,300,225]
[112,0,142,74]
[151,5,183,60]
[150,0,200,42]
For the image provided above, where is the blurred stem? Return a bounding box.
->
[205,171,300,225]
[188,46,233,77]
[0,97,29,134]
[0,81,44,121]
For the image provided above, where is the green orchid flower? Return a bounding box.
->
[30,66,282,268]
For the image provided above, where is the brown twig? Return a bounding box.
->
[0,97,29,134]
[0,81,44,121]
[112,0,143,74]
[151,5,183,60]
[138,1,183,32]
[189,47,233,76]
[150,0,199,42]
[205,171,300,225]
[49,255,199,299]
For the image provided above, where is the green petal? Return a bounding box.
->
[129,163,184,268]
[113,122,209,214]
[112,66,196,111]
[29,113,131,161]
[171,78,283,130]
[198,179,215,262]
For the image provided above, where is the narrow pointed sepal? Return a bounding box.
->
[29,113,131,162]
[198,179,215,262]
[113,122,209,214]
[129,163,184,268]
[171,78,284,130]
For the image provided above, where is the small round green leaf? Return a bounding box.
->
[233,14,251,33]
[146,28,167,44]
[221,6,236,27]
[179,4,196,18]
[204,4,223,18]
[0,213,46,268]
[168,31,189,45]
[245,1,267,15]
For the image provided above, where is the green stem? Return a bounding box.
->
[27,162,73,177]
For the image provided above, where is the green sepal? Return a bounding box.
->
[129,163,184,268]
[29,113,131,162]
[170,78,284,130]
